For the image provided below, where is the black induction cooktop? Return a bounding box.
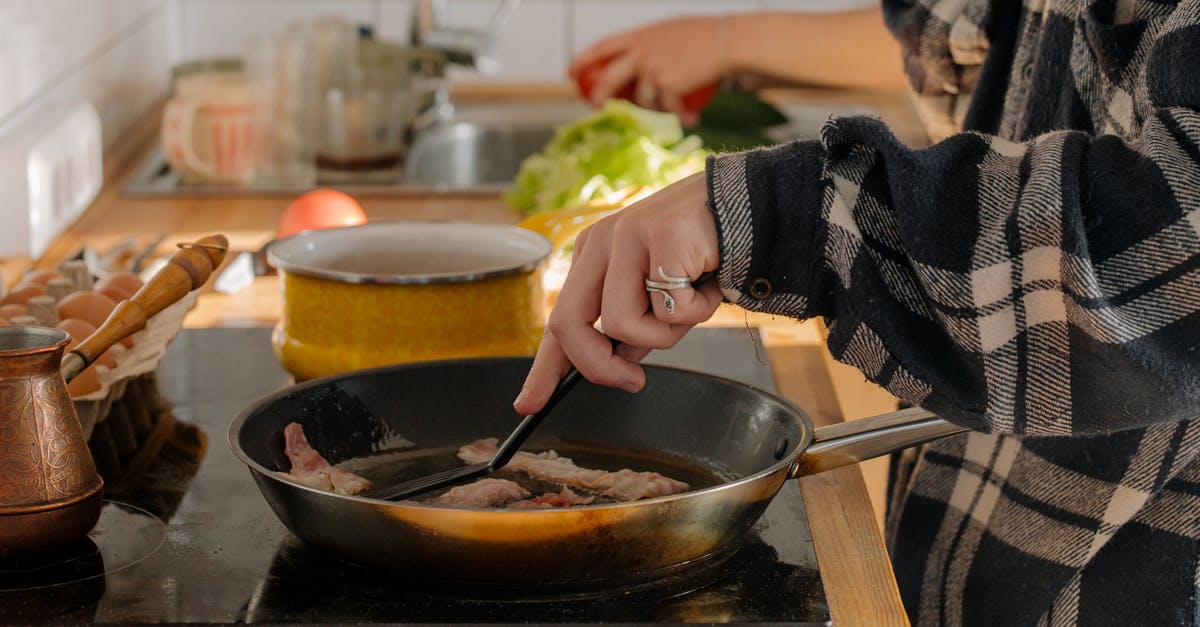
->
[0,327,829,624]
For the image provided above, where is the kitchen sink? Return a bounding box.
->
[402,101,588,190]
[404,124,554,188]
[122,99,879,197]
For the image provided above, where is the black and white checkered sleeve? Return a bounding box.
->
[706,106,1200,437]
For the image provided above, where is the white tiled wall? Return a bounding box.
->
[0,0,171,149]
[0,0,875,153]
[177,0,375,60]
[377,0,570,81]
[174,0,875,83]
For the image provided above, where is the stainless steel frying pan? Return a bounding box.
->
[230,357,965,585]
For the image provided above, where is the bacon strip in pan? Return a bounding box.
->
[507,486,596,509]
[429,478,530,508]
[457,438,689,501]
[278,422,372,496]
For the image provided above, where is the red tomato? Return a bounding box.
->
[574,57,717,116]
[680,82,718,116]
[575,57,634,102]
[278,189,367,240]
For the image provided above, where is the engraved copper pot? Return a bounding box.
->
[0,326,104,557]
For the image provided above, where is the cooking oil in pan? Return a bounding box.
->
[338,442,728,504]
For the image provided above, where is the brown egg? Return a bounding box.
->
[2,282,47,306]
[56,291,117,330]
[57,291,134,348]
[0,317,9,326]
[102,271,143,297]
[56,318,116,368]
[0,304,26,319]
[63,336,100,397]
[93,277,133,303]
[22,268,63,285]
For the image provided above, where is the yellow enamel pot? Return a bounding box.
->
[267,221,551,381]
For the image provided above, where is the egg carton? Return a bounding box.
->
[72,290,198,440]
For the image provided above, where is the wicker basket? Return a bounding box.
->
[68,291,200,492]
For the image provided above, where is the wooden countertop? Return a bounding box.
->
[3,85,919,626]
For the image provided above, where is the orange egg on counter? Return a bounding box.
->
[56,318,116,368]
[2,282,47,306]
[100,271,144,297]
[63,336,100,397]
[55,291,134,348]
[277,189,367,240]
[0,304,25,319]
[22,268,63,285]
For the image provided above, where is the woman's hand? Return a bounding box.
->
[571,9,907,109]
[513,173,724,414]
[570,17,730,126]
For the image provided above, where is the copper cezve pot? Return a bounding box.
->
[0,235,227,557]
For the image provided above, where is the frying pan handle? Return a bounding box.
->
[787,407,968,479]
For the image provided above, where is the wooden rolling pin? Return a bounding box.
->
[60,234,228,383]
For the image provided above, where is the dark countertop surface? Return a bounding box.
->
[1,327,829,624]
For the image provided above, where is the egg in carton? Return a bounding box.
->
[71,290,198,439]
[0,263,197,440]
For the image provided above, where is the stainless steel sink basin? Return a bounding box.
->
[403,102,587,190]
[404,125,552,188]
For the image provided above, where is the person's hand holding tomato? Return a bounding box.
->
[570,17,728,126]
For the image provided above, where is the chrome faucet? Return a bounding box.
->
[410,0,521,75]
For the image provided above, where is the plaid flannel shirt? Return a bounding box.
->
[706,0,1200,624]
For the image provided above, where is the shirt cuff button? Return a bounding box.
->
[749,277,773,299]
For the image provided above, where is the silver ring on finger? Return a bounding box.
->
[657,266,690,283]
[644,278,690,290]
[644,286,676,315]
[645,266,693,290]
